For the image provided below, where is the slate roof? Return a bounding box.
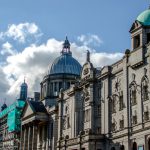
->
[29,100,47,113]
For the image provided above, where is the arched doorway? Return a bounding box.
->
[148,138,150,150]
[120,145,125,150]
[133,142,137,150]
[111,147,115,150]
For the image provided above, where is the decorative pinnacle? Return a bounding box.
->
[86,50,90,62]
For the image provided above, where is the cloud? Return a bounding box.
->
[1,38,123,103]
[77,34,103,47]
[0,24,123,106]
[0,23,42,43]
[0,42,16,56]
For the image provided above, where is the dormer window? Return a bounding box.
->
[134,34,140,49]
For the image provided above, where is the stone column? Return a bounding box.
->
[27,125,31,150]
[23,126,27,150]
[20,126,24,150]
[37,126,42,150]
[32,124,37,150]
[42,125,46,149]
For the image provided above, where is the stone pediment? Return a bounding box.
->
[130,20,142,33]
[22,101,35,119]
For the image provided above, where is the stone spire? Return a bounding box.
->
[86,50,90,62]
[19,78,28,101]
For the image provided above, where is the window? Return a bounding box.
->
[142,83,149,101]
[132,142,137,150]
[59,82,62,91]
[132,115,137,125]
[120,145,125,150]
[134,34,140,49]
[147,33,150,44]
[112,96,116,113]
[112,122,116,132]
[97,127,101,134]
[131,89,137,105]
[119,93,124,110]
[67,116,70,128]
[43,84,47,97]
[120,119,124,129]
[144,111,149,121]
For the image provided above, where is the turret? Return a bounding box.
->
[19,78,28,101]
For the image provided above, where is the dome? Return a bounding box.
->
[137,9,150,26]
[48,52,82,75]
[46,37,82,76]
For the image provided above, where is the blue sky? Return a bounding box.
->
[0,0,149,104]
[0,0,148,52]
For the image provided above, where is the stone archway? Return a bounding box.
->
[133,142,137,150]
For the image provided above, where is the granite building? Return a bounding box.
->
[21,8,150,150]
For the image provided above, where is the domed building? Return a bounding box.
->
[21,37,82,150]
[21,7,150,150]
[40,37,82,106]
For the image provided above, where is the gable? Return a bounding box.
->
[22,102,34,119]
[130,21,142,33]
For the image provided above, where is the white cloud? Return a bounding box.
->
[77,34,103,47]
[0,42,16,55]
[0,23,123,106]
[0,23,42,43]
[1,38,123,103]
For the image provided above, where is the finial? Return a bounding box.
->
[24,76,26,83]
[66,36,68,41]
[86,50,90,62]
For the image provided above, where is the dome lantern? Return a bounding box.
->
[62,36,71,55]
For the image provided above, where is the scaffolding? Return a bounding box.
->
[0,100,25,132]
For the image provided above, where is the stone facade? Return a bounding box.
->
[21,9,150,150]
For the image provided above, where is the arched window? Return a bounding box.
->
[131,87,137,105]
[133,142,137,150]
[119,92,124,111]
[120,145,125,150]
[142,77,149,101]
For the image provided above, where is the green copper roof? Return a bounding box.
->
[137,9,150,26]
